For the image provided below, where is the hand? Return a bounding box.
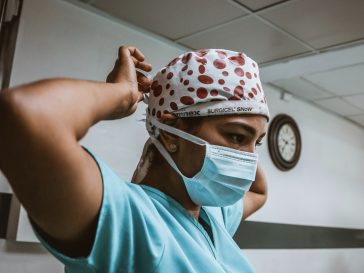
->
[106,45,152,119]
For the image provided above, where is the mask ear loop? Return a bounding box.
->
[149,136,185,178]
[148,118,208,179]
[150,118,207,146]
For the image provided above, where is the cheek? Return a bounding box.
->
[177,140,205,178]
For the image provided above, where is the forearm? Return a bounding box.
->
[243,164,268,219]
[0,46,151,246]
[0,78,128,140]
[249,164,268,196]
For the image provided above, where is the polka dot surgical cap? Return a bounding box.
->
[145,49,270,135]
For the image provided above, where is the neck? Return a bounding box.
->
[138,160,201,220]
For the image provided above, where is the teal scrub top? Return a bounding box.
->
[28,146,256,273]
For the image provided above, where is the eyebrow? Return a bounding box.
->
[223,121,266,138]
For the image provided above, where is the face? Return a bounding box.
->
[160,114,268,178]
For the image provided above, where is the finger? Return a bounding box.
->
[136,61,152,72]
[136,91,145,103]
[130,56,152,72]
[118,47,151,72]
[118,45,145,62]
[128,46,145,62]
[138,83,150,93]
[136,71,151,86]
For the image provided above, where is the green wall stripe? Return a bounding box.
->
[234,221,364,249]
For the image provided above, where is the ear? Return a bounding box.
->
[158,114,186,153]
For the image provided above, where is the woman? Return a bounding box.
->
[0,46,269,273]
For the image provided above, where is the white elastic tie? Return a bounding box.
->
[150,118,207,146]
[149,136,185,177]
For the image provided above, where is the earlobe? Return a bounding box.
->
[159,129,179,152]
[168,143,178,152]
[158,114,182,152]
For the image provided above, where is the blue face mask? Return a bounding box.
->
[148,118,258,207]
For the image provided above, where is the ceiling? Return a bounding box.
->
[264,45,364,128]
[79,0,364,65]
[74,0,364,128]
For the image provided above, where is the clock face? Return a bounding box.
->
[268,114,301,171]
[278,124,297,162]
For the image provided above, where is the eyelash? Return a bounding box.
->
[228,134,263,147]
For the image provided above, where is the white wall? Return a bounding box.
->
[243,84,364,273]
[250,84,364,229]
[1,0,364,272]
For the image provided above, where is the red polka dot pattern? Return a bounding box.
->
[170,102,178,110]
[146,48,269,129]
[195,57,207,65]
[180,96,194,105]
[197,87,208,99]
[210,89,218,96]
[199,65,205,74]
[198,75,214,84]
[159,98,164,106]
[167,72,173,80]
[234,68,244,77]
[182,53,192,64]
[213,59,226,69]
[234,86,244,98]
[216,50,227,59]
[228,55,245,66]
[152,83,162,97]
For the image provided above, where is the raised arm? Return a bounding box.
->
[242,164,268,220]
[0,46,151,256]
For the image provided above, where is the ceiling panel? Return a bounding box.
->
[343,94,364,111]
[91,0,247,40]
[260,0,364,49]
[272,77,334,101]
[347,114,364,126]
[313,98,363,116]
[236,0,284,11]
[178,16,309,63]
[303,63,364,96]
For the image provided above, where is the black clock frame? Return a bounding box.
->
[268,114,301,171]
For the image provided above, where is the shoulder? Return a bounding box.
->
[29,146,165,272]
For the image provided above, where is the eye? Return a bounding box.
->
[228,133,246,144]
[255,141,263,147]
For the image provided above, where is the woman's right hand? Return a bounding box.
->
[106,45,152,119]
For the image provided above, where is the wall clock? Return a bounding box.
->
[268,114,301,171]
